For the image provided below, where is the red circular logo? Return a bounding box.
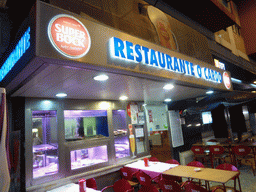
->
[48,14,91,58]
[223,72,231,89]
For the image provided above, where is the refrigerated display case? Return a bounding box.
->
[64,110,109,141]
[112,110,130,159]
[70,145,108,170]
[32,110,58,179]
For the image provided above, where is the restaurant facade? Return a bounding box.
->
[0,1,236,191]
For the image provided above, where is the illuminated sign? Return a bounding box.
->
[48,14,91,59]
[223,72,231,89]
[214,58,225,70]
[109,37,223,84]
[0,27,30,82]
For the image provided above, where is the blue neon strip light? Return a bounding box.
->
[109,37,222,84]
[0,27,30,82]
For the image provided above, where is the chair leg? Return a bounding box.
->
[237,176,242,192]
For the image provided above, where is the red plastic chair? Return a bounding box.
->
[232,145,256,176]
[209,145,228,168]
[158,177,181,192]
[211,163,242,192]
[120,167,140,188]
[137,184,159,192]
[191,146,209,165]
[187,161,205,168]
[86,178,97,190]
[101,179,134,192]
[149,157,160,162]
[136,170,160,190]
[165,159,180,165]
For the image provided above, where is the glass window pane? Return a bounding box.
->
[32,110,58,178]
[64,110,109,141]
[113,110,130,159]
[70,145,108,170]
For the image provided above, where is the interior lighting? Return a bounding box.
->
[231,78,242,83]
[119,96,128,100]
[164,98,172,102]
[253,81,256,84]
[252,91,256,93]
[56,93,67,98]
[93,74,109,81]
[206,90,214,94]
[163,84,174,90]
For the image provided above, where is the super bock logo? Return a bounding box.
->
[48,14,91,58]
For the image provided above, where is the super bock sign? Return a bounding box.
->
[48,14,91,59]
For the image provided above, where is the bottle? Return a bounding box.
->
[79,178,86,192]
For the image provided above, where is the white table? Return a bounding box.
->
[125,160,178,181]
[46,183,100,192]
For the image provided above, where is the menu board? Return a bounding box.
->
[168,110,184,148]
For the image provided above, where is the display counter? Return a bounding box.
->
[25,98,149,191]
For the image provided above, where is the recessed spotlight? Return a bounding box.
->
[164,98,172,102]
[93,74,109,81]
[163,84,174,90]
[253,81,256,84]
[119,96,128,100]
[56,93,67,98]
[252,91,256,93]
[206,90,214,94]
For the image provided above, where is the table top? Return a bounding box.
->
[163,165,239,184]
[125,160,178,173]
[46,183,100,192]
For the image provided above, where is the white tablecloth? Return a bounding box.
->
[46,183,100,192]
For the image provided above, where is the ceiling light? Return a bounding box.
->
[252,91,256,94]
[164,98,172,102]
[206,90,214,94]
[93,74,109,81]
[231,78,242,83]
[163,84,174,90]
[56,93,67,98]
[253,81,256,84]
[119,96,128,100]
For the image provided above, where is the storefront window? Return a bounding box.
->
[64,110,109,141]
[113,110,130,159]
[70,145,108,170]
[32,110,58,178]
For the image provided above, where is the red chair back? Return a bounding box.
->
[187,161,205,168]
[138,185,159,192]
[232,145,251,157]
[191,146,205,155]
[159,178,181,192]
[86,178,97,190]
[216,163,240,180]
[120,167,134,181]
[149,157,159,162]
[209,145,225,155]
[165,159,180,165]
[112,179,133,192]
[183,181,208,192]
[136,171,152,186]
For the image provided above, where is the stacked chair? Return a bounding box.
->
[232,145,256,176]
[209,145,228,168]
[120,167,140,189]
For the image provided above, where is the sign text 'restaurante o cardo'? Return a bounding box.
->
[109,37,230,89]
